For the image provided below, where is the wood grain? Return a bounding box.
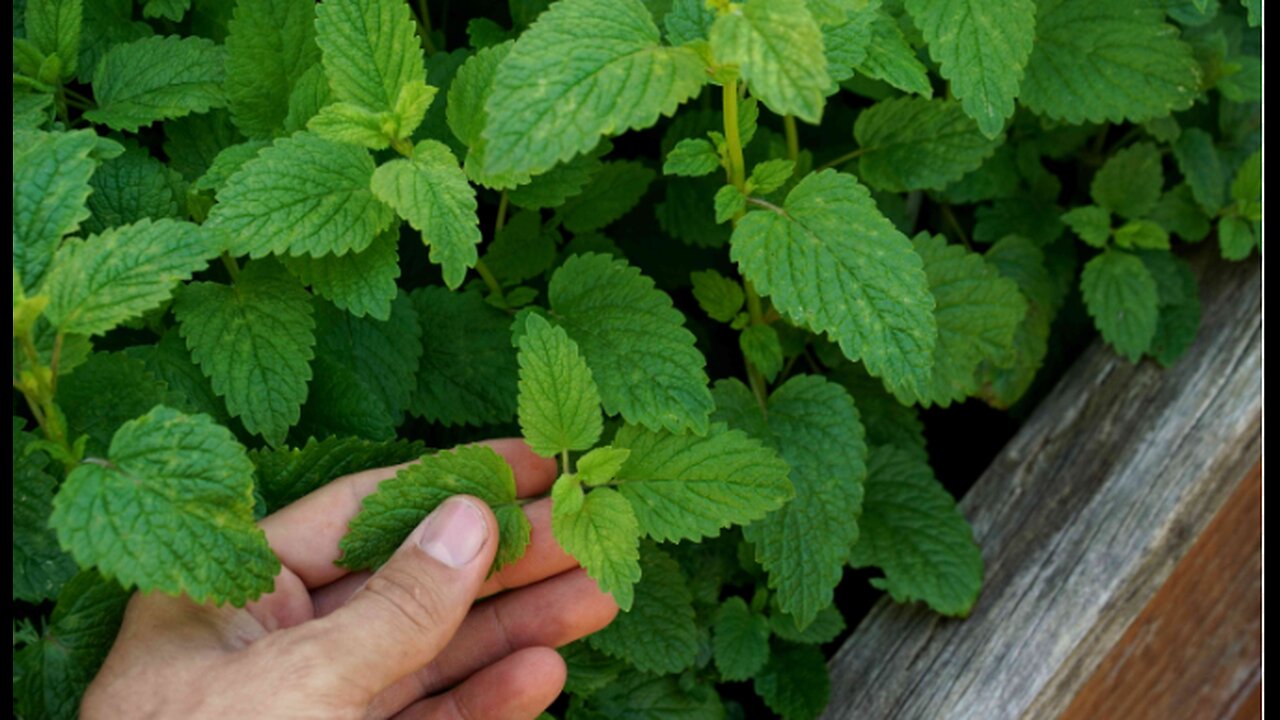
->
[822,253,1261,720]
[1059,462,1261,720]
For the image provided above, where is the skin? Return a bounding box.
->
[81,438,619,720]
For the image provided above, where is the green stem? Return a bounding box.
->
[724,82,768,413]
[939,203,971,250]
[392,137,415,158]
[474,258,506,305]
[783,115,800,161]
[416,0,439,54]
[495,191,510,235]
[49,332,65,396]
[722,80,747,195]
[62,86,93,105]
[221,252,241,282]
[561,449,572,475]
[814,146,871,173]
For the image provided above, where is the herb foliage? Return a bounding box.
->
[11,0,1261,717]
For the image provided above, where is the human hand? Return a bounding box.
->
[81,439,619,719]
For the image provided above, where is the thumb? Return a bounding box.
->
[311,496,498,696]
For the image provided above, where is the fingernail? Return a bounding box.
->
[417,498,488,568]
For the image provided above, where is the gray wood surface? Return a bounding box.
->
[823,253,1261,720]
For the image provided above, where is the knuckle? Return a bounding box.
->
[359,564,451,639]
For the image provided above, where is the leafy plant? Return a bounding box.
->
[11,0,1261,717]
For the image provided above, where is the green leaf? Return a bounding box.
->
[25,0,82,81]
[851,445,983,616]
[371,140,481,289]
[690,269,745,323]
[338,445,531,574]
[76,0,154,86]
[905,233,1027,407]
[298,295,422,441]
[50,406,280,605]
[1061,205,1113,248]
[549,253,713,434]
[976,235,1054,407]
[251,435,426,513]
[558,161,656,234]
[1113,219,1170,251]
[162,110,243,183]
[13,129,99,293]
[974,197,1065,246]
[905,0,1035,138]
[13,571,129,720]
[853,9,933,97]
[1149,184,1211,243]
[85,35,228,132]
[588,544,698,672]
[1218,216,1257,261]
[122,332,230,425]
[142,0,189,21]
[856,97,1003,192]
[714,184,747,224]
[1020,0,1200,124]
[666,0,717,44]
[224,0,320,139]
[283,63,332,134]
[84,147,181,234]
[1172,128,1226,215]
[44,219,220,337]
[57,352,170,456]
[1143,252,1200,367]
[827,361,928,461]
[482,211,558,285]
[553,486,641,610]
[573,671,725,719]
[282,228,401,321]
[710,0,830,123]
[665,138,721,177]
[208,132,395,258]
[739,324,785,382]
[481,0,706,178]
[1080,249,1160,362]
[408,286,518,427]
[609,423,793,543]
[507,147,608,211]
[713,597,771,681]
[747,159,795,195]
[560,641,628,698]
[1230,149,1261,222]
[447,41,510,152]
[712,375,867,627]
[769,602,846,644]
[730,170,937,400]
[517,313,603,458]
[753,641,831,720]
[576,446,632,486]
[13,420,78,603]
[174,259,316,446]
[315,0,425,114]
[1090,142,1163,220]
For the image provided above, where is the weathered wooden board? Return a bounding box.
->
[823,253,1261,720]
[1059,462,1261,720]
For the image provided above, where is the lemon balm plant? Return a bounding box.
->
[11,0,1261,717]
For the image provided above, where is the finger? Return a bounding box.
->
[310,498,577,615]
[299,496,499,698]
[390,647,566,720]
[367,568,617,715]
[262,439,556,588]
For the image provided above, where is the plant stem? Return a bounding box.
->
[474,258,506,305]
[814,146,871,173]
[221,252,241,282]
[784,115,800,161]
[49,332,64,396]
[723,81,769,413]
[63,86,93,105]
[561,449,572,475]
[495,191,509,235]
[415,0,439,54]
[940,203,971,249]
[392,137,415,158]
